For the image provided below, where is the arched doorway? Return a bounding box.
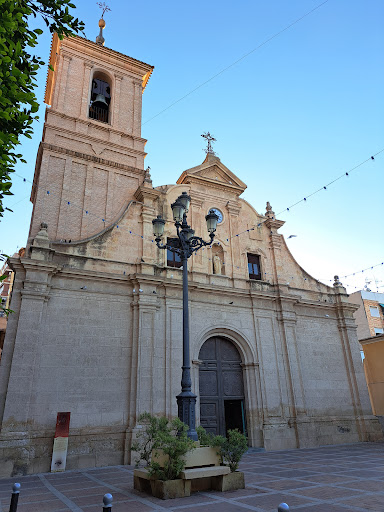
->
[199,337,246,436]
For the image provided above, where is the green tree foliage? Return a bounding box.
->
[0,0,85,218]
[0,253,13,316]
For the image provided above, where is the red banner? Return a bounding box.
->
[55,412,71,438]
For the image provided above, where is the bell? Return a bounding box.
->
[93,93,108,108]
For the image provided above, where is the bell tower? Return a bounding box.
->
[28,21,154,244]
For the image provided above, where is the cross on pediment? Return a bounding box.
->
[201,132,216,155]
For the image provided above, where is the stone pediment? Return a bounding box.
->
[177,153,247,196]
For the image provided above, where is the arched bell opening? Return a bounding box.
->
[198,336,246,437]
[89,71,111,123]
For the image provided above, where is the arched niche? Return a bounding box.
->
[211,243,225,275]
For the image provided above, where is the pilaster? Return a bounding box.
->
[113,75,123,130]
[333,277,371,441]
[57,54,72,113]
[1,257,60,429]
[241,362,264,446]
[226,200,242,279]
[80,62,93,118]
[134,185,161,266]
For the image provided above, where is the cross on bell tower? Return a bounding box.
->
[95,2,111,45]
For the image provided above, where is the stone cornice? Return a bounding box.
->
[31,142,145,204]
[45,124,146,158]
[68,36,154,88]
[177,174,244,195]
[7,257,26,274]
[334,302,360,313]
[226,200,241,216]
[33,141,145,195]
[134,186,161,203]
[189,191,205,208]
[265,218,285,231]
[20,258,61,274]
[41,142,145,170]
[45,34,154,104]
[47,109,147,144]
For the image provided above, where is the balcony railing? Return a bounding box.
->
[89,105,109,124]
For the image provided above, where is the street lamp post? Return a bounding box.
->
[152,193,219,440]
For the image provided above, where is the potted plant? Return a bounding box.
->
[132,414,195,499]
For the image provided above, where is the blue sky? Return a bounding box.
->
[1,0,383,292]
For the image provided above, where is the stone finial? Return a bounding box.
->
[333,275,342,287]
[265,201,275,219]
[96,3,111,45]
[32,223,50,248]
[333,274,347,296]
[96,18,106,45]
[31,222,52,259]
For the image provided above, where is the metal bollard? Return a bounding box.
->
[278,504,289,512]
[103,493,113,511]
[9,483,21,512]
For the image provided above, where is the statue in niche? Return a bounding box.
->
[213,254,222,275]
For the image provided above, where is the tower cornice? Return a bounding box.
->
[45,33,154,105]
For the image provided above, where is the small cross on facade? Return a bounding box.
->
[96,2,111,18]
[201,132,217,155]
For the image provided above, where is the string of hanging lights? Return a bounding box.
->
[5,150,383,290]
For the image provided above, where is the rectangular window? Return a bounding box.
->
[369,306,380,318]
[247,253,261,280]
[167,238,182,268]
[374,328,384,335]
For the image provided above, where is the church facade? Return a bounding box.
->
[0,30,381,477]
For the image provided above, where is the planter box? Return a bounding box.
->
[133,467,244,498]
[152,446,220,468]
[150,478,191,499]
[212,471,245,492]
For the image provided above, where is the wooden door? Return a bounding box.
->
[199,337,245,436]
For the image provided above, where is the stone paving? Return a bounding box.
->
[0,442,384,512]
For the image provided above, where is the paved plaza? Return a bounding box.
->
[0,442,383,512]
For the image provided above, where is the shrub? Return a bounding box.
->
[197,425,225,451]
[149,417,196,481]
[220,429,248,472]
[132,413,196,480]
[131,412,169,466]
[197,426,248,472]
